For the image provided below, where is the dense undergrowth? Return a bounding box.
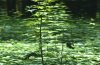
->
[0,0,100,65]
[0,39,100,65]
[0,15,100,65]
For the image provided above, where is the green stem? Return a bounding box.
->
[40,16,44,65]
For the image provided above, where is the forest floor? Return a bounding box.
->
[0,14,100,65]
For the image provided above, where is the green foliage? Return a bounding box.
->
[0,40,100,65]
[0,0,100,65]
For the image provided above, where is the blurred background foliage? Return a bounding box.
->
[0,0,100,65]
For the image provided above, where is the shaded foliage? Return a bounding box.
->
[0,0,100,65]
